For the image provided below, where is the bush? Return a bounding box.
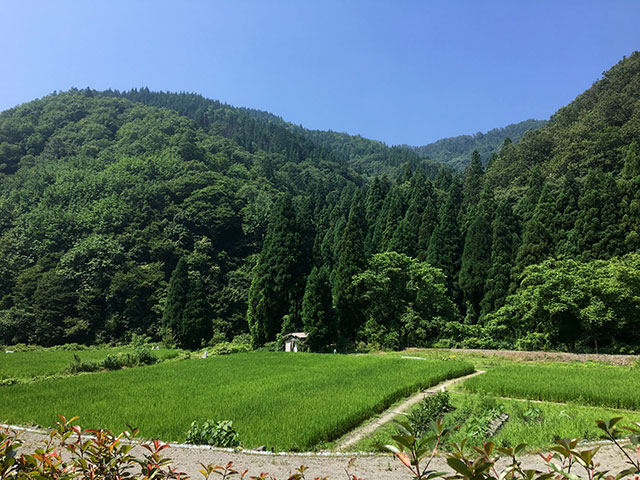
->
[514,332,551,351]
[66,348,158,374]
[408,391,453,436]
[185,419,240,447]
[209,341,251,355]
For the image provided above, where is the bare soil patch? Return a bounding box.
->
[439,348,639,366]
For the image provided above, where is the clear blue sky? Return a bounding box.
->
[1,1,639,145]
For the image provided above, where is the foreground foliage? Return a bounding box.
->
[3,415,640,479]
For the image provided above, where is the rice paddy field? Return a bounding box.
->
[0,352,473,451]
[0,347,182,380]
[462,363,640,410]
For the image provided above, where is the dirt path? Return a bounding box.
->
[442,348,640,366]
[331,369,486,451]
[10,427,635,480]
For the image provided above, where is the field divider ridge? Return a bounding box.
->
[331,369,486,452]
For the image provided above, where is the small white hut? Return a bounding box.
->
[284,332,308,352]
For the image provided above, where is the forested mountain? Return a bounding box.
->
[401,119,547,171]
[101,88,445,180]
[0,52,639,353]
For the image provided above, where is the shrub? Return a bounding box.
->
[209,341,251,356]
[65,349,158,374]
[514,332,550,351]
[408,391,453,436]
[185,419,240,447]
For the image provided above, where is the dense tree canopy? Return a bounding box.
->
[1,51,640,352]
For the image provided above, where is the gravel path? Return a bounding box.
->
[11,428,635,480]
[332,369,486,451]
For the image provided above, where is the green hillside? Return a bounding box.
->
[402,119,547,170]
[0,52,639,353]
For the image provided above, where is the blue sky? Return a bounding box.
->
[1,1,639,145]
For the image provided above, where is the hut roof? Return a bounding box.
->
[284,332,308,339]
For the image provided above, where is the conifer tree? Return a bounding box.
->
[433,167,453,192]
[515,184,555,275]
[553,173,581,257]
[162,257,189,335]
[426,178,463,297]
[459,187,494,322]
[515,165,544,224]
[178,275,212,349]
[364,176,391,254]
[379,186,407,252]
[390,171,429,257]
[480,199,520,316]
[301,266,336,351]
[574,171,624,260]
[462,151,484,212]
[333,190,366,340]
[620,141,640,252]
[247,194,311,346]
[417,180,438,261]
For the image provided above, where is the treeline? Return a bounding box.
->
[241,144,640,352]
[0,52,639,353]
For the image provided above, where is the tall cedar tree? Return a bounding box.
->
[371,185,406,253]
[416,180,438,261]
[301,266,336,351]
[333,189,367,340]
[426,178,463,297]
[162,257,189,337]
[247,194,311,346]
[364,176,391,255]
[178,275,212,349]
[515,165,544,224]
[574,171,624,260]
[459,187,494,322]
[514,184,555,276]
[480,198,520,317]
[390,170,429,257]
[620,141,640,251]
[460,150,484,234]
[320,184,355,268]
[550,173,579,257]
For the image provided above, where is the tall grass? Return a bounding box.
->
[0,352,473,450]
[463,363,640,410]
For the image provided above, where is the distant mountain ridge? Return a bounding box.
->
[401,119,547,171]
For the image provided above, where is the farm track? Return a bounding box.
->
[10,426,633,480]
[444,348,640,366]
[331,369,486,451]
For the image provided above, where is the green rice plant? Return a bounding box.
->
[0,352,473,450]
[0,346,181,380]
[463,363,640,410]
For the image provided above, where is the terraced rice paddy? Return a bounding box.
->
[463,363,640,410]
[0,352,473,450]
